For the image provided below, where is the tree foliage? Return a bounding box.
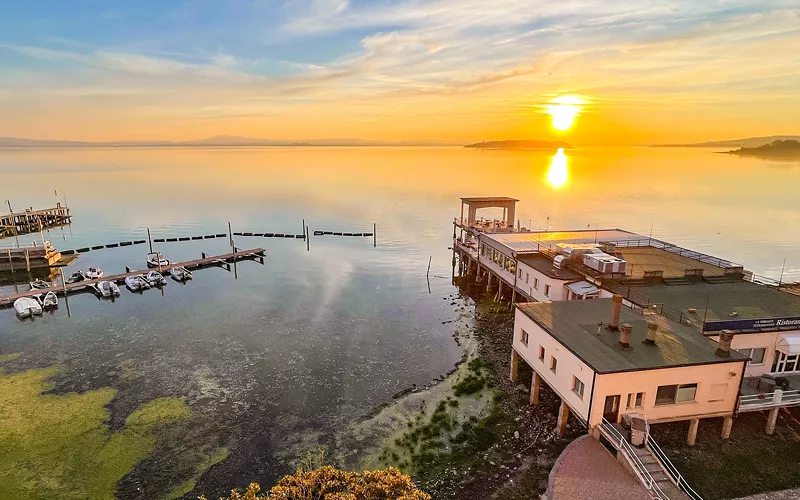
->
[201,466,430,500]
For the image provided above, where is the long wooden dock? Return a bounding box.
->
[0,248,265,307]
[0,204,71,238]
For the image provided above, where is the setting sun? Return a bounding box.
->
[546,148,569,189]
[545,95,585,131]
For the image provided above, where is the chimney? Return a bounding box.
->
[610,294,623,330]
[619,323,632,349]
[644,322,658,345]
[716,329,734,358]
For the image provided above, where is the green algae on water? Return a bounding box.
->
[0,366,191,500]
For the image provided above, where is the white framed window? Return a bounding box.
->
[626,392,644,409]
[655,383,697,405]
[534,278,539,289]
[572,376,585,399]
[544,284,551,297]
[772,351,800,373]
[550,356,558,373]
[736,347,766,365]
[520,329,529,346]
[538,346,545,361]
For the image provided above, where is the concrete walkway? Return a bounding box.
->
[547,435,651,500]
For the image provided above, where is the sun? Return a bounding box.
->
[546,148,569,189]
[544,95,584,132]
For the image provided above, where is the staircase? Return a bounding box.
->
[633,447,689,500]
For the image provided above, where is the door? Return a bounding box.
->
[603,395,621,422]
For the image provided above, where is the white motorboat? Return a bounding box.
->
[125,275,150,292]
[93,280,120,298]
[170,266,192,282]
[146,252,171,268]
[85,267,104,280]
[14,297,43,318]
[29,279,51,290]
[144,270,167,287]
[41,291,58,310]
[66,271,87,284]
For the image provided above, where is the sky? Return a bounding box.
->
[0,0,798,144]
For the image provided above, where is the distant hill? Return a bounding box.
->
[653,135,800,148]
[0,136,458,148]
[726,140,800,158]
[464,140,572,150]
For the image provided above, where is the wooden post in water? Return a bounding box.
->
[427,256,432,279]
[25,248,30,272]
[147,228,153,254]
[228,222,233,248]
[306,226,310,251]
[373,223,377,248]
[7,248,14,274]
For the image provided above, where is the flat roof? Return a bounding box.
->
[460,196,519,203]
[516,298,746,373]
[616,246,727,279]
[630,280,800,322]
[517,253,583,281]
[485,229,646,254]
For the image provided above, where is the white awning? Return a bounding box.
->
[776,333,800,355]
[566,281,599,296]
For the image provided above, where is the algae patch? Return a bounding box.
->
[0,352,20,363]
[165,447,229,500]
[0,366,191,500]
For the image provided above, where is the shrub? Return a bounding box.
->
[201,466,430,500]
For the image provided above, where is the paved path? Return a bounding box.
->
[547,435,652,500]
[735,489,800,500]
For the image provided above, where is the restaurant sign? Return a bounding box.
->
[703,316,800,332]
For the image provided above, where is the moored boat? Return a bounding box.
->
[66,271,87,284]
[144,270,167,287]
[29,279,51,290]
[41,291,58,309]
[85,267,104,280]
[14,297,43,318]
[124,275,150,292]
[146,252,171,268]
[170,266,192,282]
[93,280,120,298]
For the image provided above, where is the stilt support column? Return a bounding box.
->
[556,400,569,437]
[722,415,733,439]
[766,407,779,435]
[510,348,520,383]
[530,371,542,405]
[687,418,700,446]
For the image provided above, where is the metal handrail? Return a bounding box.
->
[646,434,704,500]
[739,389,800,410]
[599,418,669,500]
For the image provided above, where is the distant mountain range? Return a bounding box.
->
[464,140,572,150]
[726,140,800,158]
[653,135,800,148]
[0,135,458,148]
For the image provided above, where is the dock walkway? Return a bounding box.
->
[0,247,265,307]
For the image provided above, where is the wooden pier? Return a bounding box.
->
[0,204,71,238]
[0,247,265,307]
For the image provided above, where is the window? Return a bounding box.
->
[626,392,645,409]
[772,352,800,373]
[736,347,766,365]
[544,284,551,297]
[709,383,727,402]
[538,346,545,361]
[525,272,529,284]
[520,329,529,346]
[550,356,558,373]
[572,376,585,399]
[655,383,697,405]
[534,278,539,290]
[518,268,522,278]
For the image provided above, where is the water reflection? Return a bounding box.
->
[546,148,569,189]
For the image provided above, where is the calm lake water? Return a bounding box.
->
[0,146,798,497]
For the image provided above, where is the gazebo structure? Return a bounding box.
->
[458,196,518,232]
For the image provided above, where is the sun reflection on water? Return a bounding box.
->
[546,148,569,189]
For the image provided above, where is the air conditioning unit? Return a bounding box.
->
[583,252,627,273]
[553,255,567,269]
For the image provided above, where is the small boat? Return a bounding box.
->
[14,297,42,318]
[146,252,171,268]
[29,279,51,290]
[93,280,120,298]
[66,271,87,284]
[125,275,150,292]
[144,270,166,287]
[85,267,104,280]
[41,291,58,310]
[170,266,192,282]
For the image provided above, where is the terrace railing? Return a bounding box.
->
[739,389,800,412]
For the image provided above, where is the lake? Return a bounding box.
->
[0,146,798,498]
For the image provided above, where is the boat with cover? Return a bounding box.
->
[41,291,58,309]
[125,275,150,292]
[85,267,104,279]
[170,266,193,282]
[144,270,167,286]
[66,271,87,284]
[14,297,42,317]
[146,253,171,268]
[93,280,120,298]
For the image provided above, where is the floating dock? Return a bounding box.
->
[0,204,71,238]
[0,247,265,307]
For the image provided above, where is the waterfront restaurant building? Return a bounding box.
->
[510,297,747,445]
